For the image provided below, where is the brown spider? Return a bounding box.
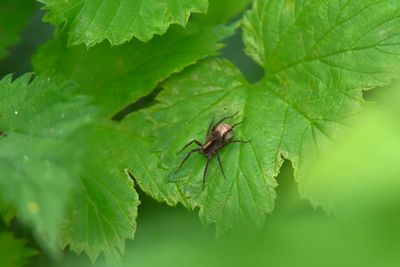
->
[175,112,250,189]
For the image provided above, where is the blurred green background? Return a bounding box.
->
[1,2,400,267]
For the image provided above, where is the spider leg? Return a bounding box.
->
[230,139,251,144]
[214,111,239,127]
[177,140,202,154]
[231,120,244,129]
[202,157,212,190]
[175,147,201,173]
[217,153,226,180]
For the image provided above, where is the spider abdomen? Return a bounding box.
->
[211,123,233,141]
[202,123,233,157]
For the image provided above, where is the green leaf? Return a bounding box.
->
[0,232,37,267]
[242,0,400,84]
[0,73,95,252]
[132,60,279,235]
[33,23,235,117]
[61,122,150,262]
[60,112,189,262]
[128,0,400,234]
[242,0,400,206]
[38,0,208,47]
[0,0,35,59]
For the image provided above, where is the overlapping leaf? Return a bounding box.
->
[39,0,208,47]
[0,0,34,59]
[126,0,400,234]
[33,23,235,117]
[0,74,95,252]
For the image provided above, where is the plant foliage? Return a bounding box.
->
[1,0,400,265]
[128,0,400,235]
[39,0,208,46]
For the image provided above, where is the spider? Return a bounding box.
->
[175,112,250,190]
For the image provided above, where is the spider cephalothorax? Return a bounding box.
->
[175,112,250,189]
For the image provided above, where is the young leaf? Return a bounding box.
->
[38,0,208,47]
[0,0,35,59]
[32,23,235,117]
[127,0,400,234]
[0,73,95,252]
[0,232,37,267]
